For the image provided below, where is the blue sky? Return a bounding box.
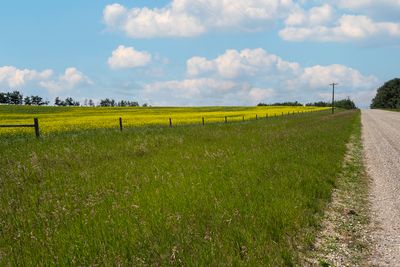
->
[0,0,399,107]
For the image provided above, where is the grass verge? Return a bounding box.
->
[1,110,358,266]
[304,111,372,266]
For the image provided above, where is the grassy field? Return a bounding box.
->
[0,105,327,135]
[0,108,359,266]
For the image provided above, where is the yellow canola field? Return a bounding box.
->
[0,105,329,134]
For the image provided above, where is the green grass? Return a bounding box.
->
[0,109,359,266]
[304,112,371,265]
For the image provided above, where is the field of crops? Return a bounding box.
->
[0,106,359,265]
[0,105,328,134]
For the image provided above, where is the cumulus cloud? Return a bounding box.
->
[0,66,92,94]
[281,14,400,42]
[249,87,275,103]
[335,0,400,20]
[39,68,93,93]
[187,48,378,91]
[287,64,378,89]
[139,48,378,107]
[108,45,152,69]
[139,78,275,106]
[0,66,53,88]
[187,48,301,79]
[103,0,295,38]
[280,3,400,42]
[285,4,334,27]
[103,1,400,46]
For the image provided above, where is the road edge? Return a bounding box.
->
[303,111,372,266]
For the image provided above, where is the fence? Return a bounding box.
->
[0,109,327,138]
[0,118,40,138]
[118,109,323,131]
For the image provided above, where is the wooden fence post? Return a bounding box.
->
[266,113,268,118]
[34,118,40,138]
[169,118,172,128]
[119,117,123,131]
[225,116,227,123]
[202,117,205,126]
[256,114,258,120]
[242,116,244,121]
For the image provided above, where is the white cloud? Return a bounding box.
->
[40,68,93,93]
[249,87,275,103]
[108,45,152,69]
[143,78,236,98]
[103,0,296,38]
[280,4,400,43]
[335,0,400,20]
[136,47,379,106]
[0,66,53,88]
[287,64,378,91]
[187,48,301,79]
[140,78,276,106]
[139,78,240,105]
[280,15,400,42]
[0,66,92,94]
[140,48,378,106]
[103,3,127,28]
[285,4,334,26]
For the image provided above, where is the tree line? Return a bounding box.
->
[306,98,356,109]
[258,98,357,109]
[0,91,49,105]
[0,90,145,107]
[257,101,303,107]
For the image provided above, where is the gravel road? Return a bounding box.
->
[362,109,400,266]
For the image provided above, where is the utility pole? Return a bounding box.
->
[330,83,338,114]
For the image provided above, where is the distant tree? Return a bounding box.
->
[24,96,32,105]
[54,97,78,106]
[65,97,74,106]
[335,98,357,109]
[0,92,7,104]
[31,95,48,106]
[54,97,63,106]
[100,98,117,107]
[64,97,78,106]
[100,98,112,107]
[0,93,6,104]
[371,78,400,109]
[118,100,127,107]
[258,101,303,106]
[88,99,94,107]
[142,103,148,107]
[306,98,357,109]
[306,101,330,107]
[8,91,23,105]
[131,101,139,107]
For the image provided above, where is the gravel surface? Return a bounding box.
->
[362,109,400,266]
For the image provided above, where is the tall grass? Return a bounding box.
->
[0,110,359,265]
